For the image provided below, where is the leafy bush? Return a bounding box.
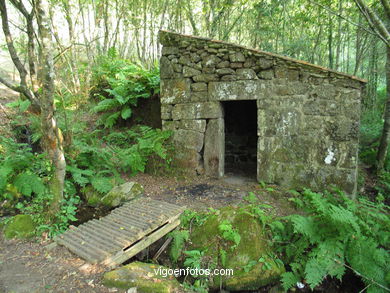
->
[67,125,172,194]
[0,136,79,237]
[271,189,390,292]
[92,49,160,128]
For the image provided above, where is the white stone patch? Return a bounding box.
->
[244,82,257,94]
[278,112,295,135]
[324,147,336,164]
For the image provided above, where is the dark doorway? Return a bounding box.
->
[223,100,257,177]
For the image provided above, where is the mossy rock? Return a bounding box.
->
[3,214,36,239]
[188,205,285,291]
[101,182,144,208]
[82,186,103,207]
[102,262,184,293]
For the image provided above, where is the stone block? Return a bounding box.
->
[202,67,216,74]
[258,108,302,137]
[209,80,269,101]
[173,129,204,152]
[177,119,207,132]
[256,58,273,69]
[257,69,274,80]
[236,68,258,79]
[193,74,219,82]
[303,99,339,116]
[161,104,173,119]
[216,61,230,68]
[160,78,191,104]
[183,66,201,77]
[191,82,207,92]
[221,75,238,81]
[160,56,174,79]
[229,52,245,62]
[161,46,179,55]
[216,68,235,76]
[191,91,209,102]
[162,120,177,131]
[202,55,222,67]
[204,118,224,178]
[172,146,202,172]
[230,62,243,69]
[172,102,223,120]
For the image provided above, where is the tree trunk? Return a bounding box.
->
[376,45,390,170]
[36,0,66,214]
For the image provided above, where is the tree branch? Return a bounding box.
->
[0,0,28,80]
[354,0,390,46]
[308,0,380,38]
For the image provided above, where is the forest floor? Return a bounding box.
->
[0,172,297,293]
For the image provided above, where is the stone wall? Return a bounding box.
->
[159,30,366,194]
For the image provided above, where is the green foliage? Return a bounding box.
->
[92,49,160,128]
[183,250,205,271]
[359,88,390,170]
[0,136,80,237]
[169,230,190,263]
[218,220,241,249]
[6,99,31,113]
[67,125,172,195]
[272,189,390,292]
[0,137,50,203]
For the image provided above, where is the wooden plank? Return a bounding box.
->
[55,198,185,266]
[101,216,181,268]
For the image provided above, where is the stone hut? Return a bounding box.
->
[159,30,366,194]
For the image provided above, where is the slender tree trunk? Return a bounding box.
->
[36,0,66,214]
[377,46,390,170]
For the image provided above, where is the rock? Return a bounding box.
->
[82,185,103,207]
[236,68,257,79]
[188,205,285,291]
[229,52,245,62]
[173,129,204,152]
[103,262,184,292]
[183,66,201,77]
[204,118,224,178]
[172,102,223,120]
[101,182,144,208]
[191,83,207,92]
[3,214,36,239]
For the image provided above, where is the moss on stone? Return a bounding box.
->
[4,214,36,239]
[102,262,183,293]
[82,186,103,207]
[101,182,144,208]
[188,205,284,291]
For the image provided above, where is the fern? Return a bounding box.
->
[281,272,301,291]
[90,176,113,194]
[169,230,190,262]
[92,53,159,128]
[271,189,390,291]
[13,172,45,197]
[218,220,241,249]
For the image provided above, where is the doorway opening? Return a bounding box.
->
[223,100,257,178]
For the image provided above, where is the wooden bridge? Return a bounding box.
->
[55,198,184,268]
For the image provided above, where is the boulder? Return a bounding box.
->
[102,262,184,293]
[3,214,36,239]
[101,182,144,208]
[82,185,102,207]
[187,205,284,291]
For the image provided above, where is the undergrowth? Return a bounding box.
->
[91,48,160,128]
[272,189,390,292]
[0,137,79,237]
